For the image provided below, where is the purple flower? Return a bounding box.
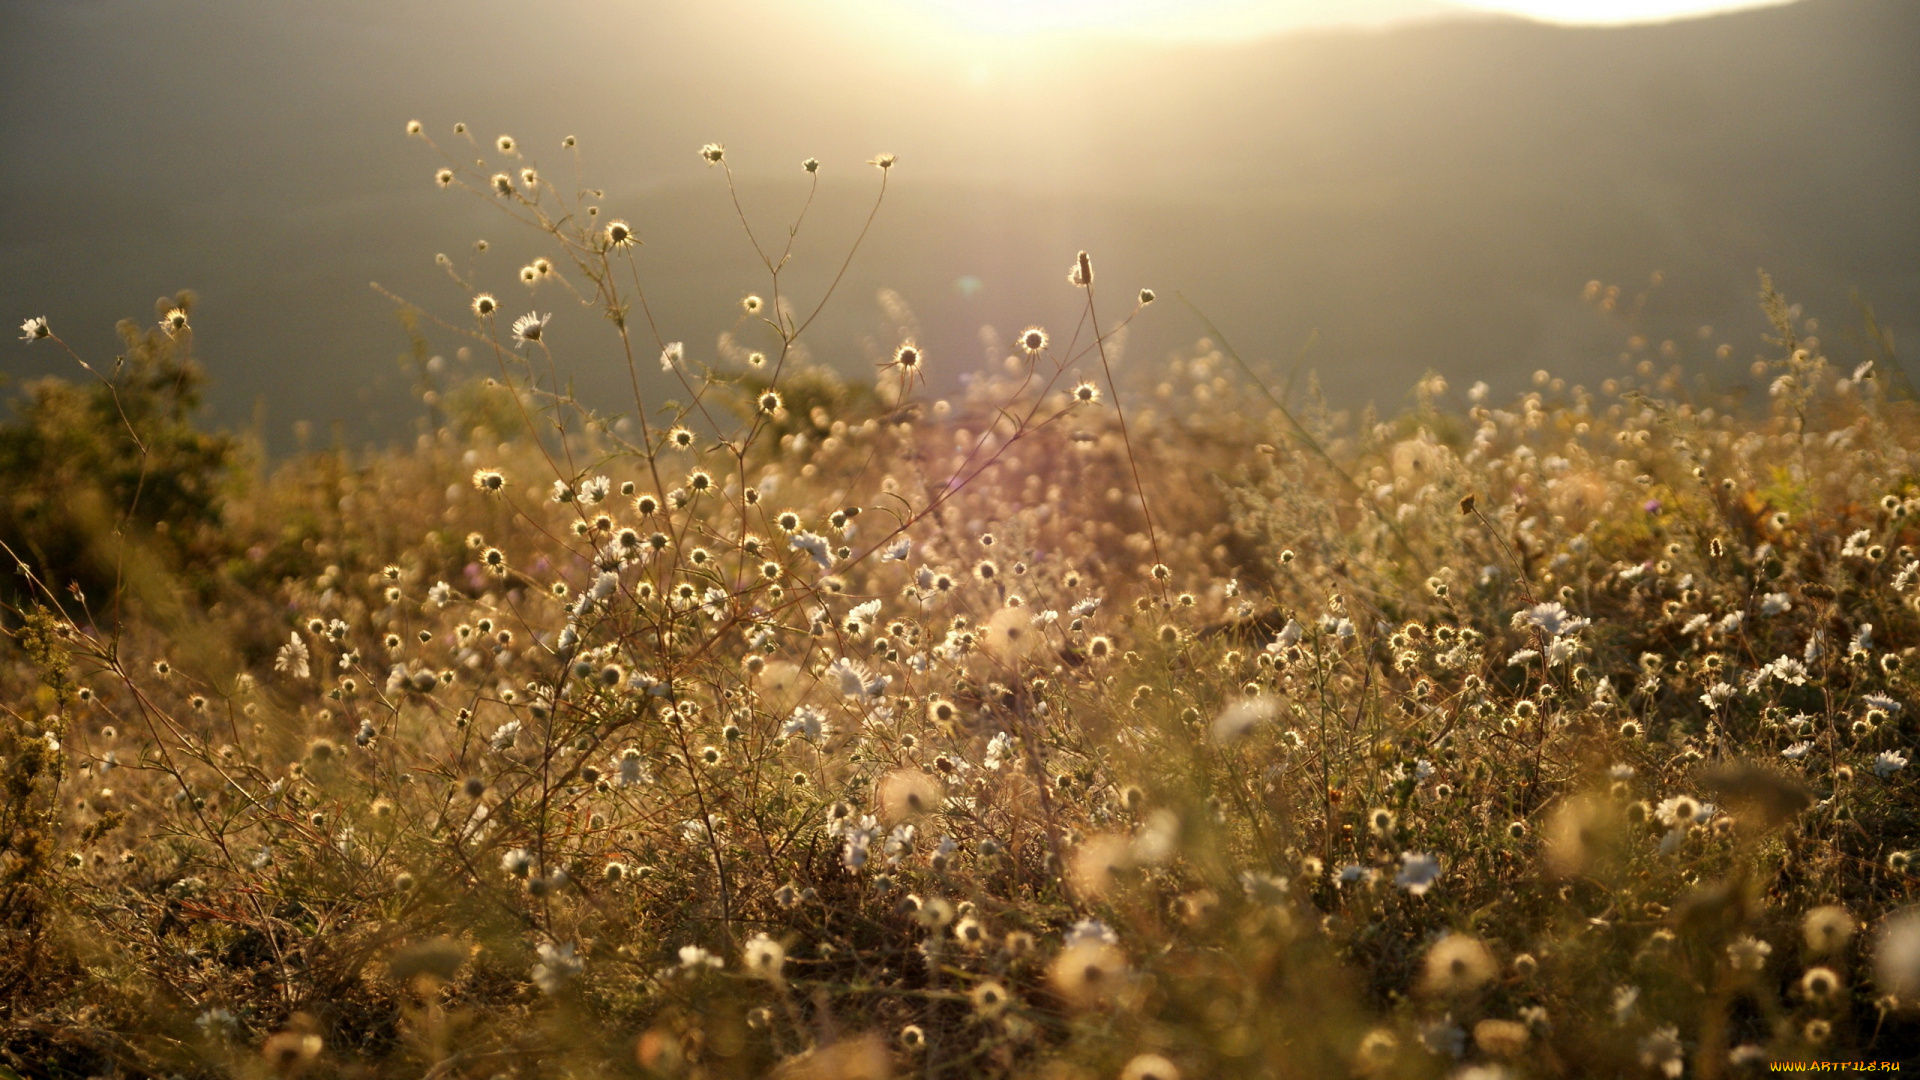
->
[1643,499,1662,514]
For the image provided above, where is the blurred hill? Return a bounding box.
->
[0,0,1914,451]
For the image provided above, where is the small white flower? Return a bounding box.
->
[19,316,50,341]
[1760,591,1792,616]
[742,933,786,979]
[1726,935,1772,972]
[1638,1025,1684,1078]
[532,941,582,994]
[1873,750,1908,779]
[489,719,523,752]
[274,632,311,679]
[510,311,549,346]
[1395,852,1442,895]
[660,341,684,371]
[1783,741,1814,760]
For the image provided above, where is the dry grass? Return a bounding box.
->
[2,127,1918,1079]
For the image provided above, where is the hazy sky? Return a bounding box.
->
[899,0,1795,39]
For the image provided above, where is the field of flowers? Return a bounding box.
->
[2,129,1917,1079]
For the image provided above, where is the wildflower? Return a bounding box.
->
[1518,601,1588,637]
[1655,795,1705,827]
[871,152,895,169]
[877,768,941,823]
[19,316,51,341]
[1396,852,1443,895]
[1873,750,1908,778]
[470,468,505,494]
[275,632,311,679]
[1355,1029,1399,1073]
[1422,933,1497,995]
[1139,287,1155,304]
[496,134,516,154]
[1801,965,1843,1002]
[802,156,820,173]
[1073,380,1101,404]
[196,1007,239,1040]
[1803,906,1856,955]
[434,167,454,188]
[489,719,522,752]
[701,143,725,164]
[889,341,924,379]
[970,979,1010,1016]
[757,389,782,414]
[677,944,723,971]
[604,219,637,248]
[1368,807,1397,838]
[492,172,514,195]
[1726,935,1771,972]
[742,934,786,980]
[660,341,683,371]
[160,307,189,335]
[1068,250,1093,287]
[1049,938,1128,1007]
[899,1025,925,1051]
[532,941,582,994]
[1018,326,1048,353]
[501,848,535,877]
[1638,1025,1684,1079]
[510,311,548,346]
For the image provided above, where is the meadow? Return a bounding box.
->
[1,127,1917,1079]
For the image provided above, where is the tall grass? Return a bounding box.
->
[2,124,1918,1079]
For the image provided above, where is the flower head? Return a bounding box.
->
[19,317,51,342]
[511,311,549,347]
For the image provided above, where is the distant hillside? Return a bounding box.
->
[1,0,1913,450]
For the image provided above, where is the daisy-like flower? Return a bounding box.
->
[1395,852,1442,895]
[532,942,581,995]
[660,341,683,372]
[1638,1025,1684,1079]
[700,143,725,165]
[886,342,925,384]
[1726,935,1772,972]
[160,307,189,336]
[434,168,454,188]
[471,293,498,318]
[511,311,549,347]
[1655,795,1706,827]
[742,934,786,980]
[1018,326,1048,353]
[1873,750,1908,778]
[604,219,637,248]
[495,134,516,154]
[1073,381,1101,404]
[19,316,50,341]
[274,632,310,679]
